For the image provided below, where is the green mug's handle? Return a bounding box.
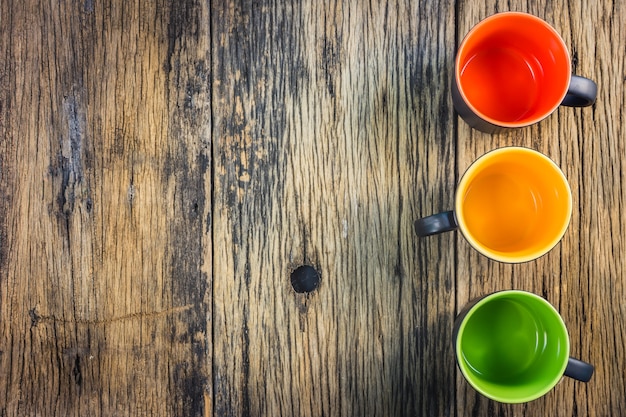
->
[415,211,458,237]
[561,75,597,107]
[564,357,594,382]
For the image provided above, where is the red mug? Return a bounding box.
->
[452,12,597,133]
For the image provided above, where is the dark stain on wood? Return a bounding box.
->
[0,107,12,281]
[56,94,86,218]
[212,1,303,237]
[163,0,212,415]
[72,354,82,387]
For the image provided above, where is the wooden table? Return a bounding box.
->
[1,0,624,416]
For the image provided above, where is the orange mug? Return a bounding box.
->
[415,147,572,263]
[452,12,597,133]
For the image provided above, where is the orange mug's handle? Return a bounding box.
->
[415,211,458,237]
[561,75,597,107]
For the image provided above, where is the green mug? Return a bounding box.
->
[453,290,593,403]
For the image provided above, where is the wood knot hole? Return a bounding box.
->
[290,265,320,294]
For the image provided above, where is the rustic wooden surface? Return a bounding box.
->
[0,0,624,416]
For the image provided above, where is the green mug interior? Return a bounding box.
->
[456,291,570,403]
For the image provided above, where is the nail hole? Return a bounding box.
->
[290,265,320,294]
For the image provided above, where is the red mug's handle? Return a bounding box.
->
[561,75,597,107]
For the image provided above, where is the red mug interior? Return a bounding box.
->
[456,13,571,127]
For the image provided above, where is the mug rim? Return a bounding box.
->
[454,11,572,128]
[455,290,570,403]
[454,146,573,263]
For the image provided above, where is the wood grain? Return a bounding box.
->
[0,0,211,415]
[211,1,456,416]
[0,0,624,416]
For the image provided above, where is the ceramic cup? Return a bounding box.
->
[452,12,597,133]
[414,147,572,263]
[454,290,594,403]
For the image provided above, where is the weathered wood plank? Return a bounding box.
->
[211,1,456,415]
[455,1,626,416]
[0,0,212,415]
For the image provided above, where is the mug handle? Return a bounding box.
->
[564,357,594,382]
[415,211,458,237]
[561,75,597,107]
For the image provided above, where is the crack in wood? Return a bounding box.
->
[28,304,194,326]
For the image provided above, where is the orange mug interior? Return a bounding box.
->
[456,12,571,127]
[455,148,572,263]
